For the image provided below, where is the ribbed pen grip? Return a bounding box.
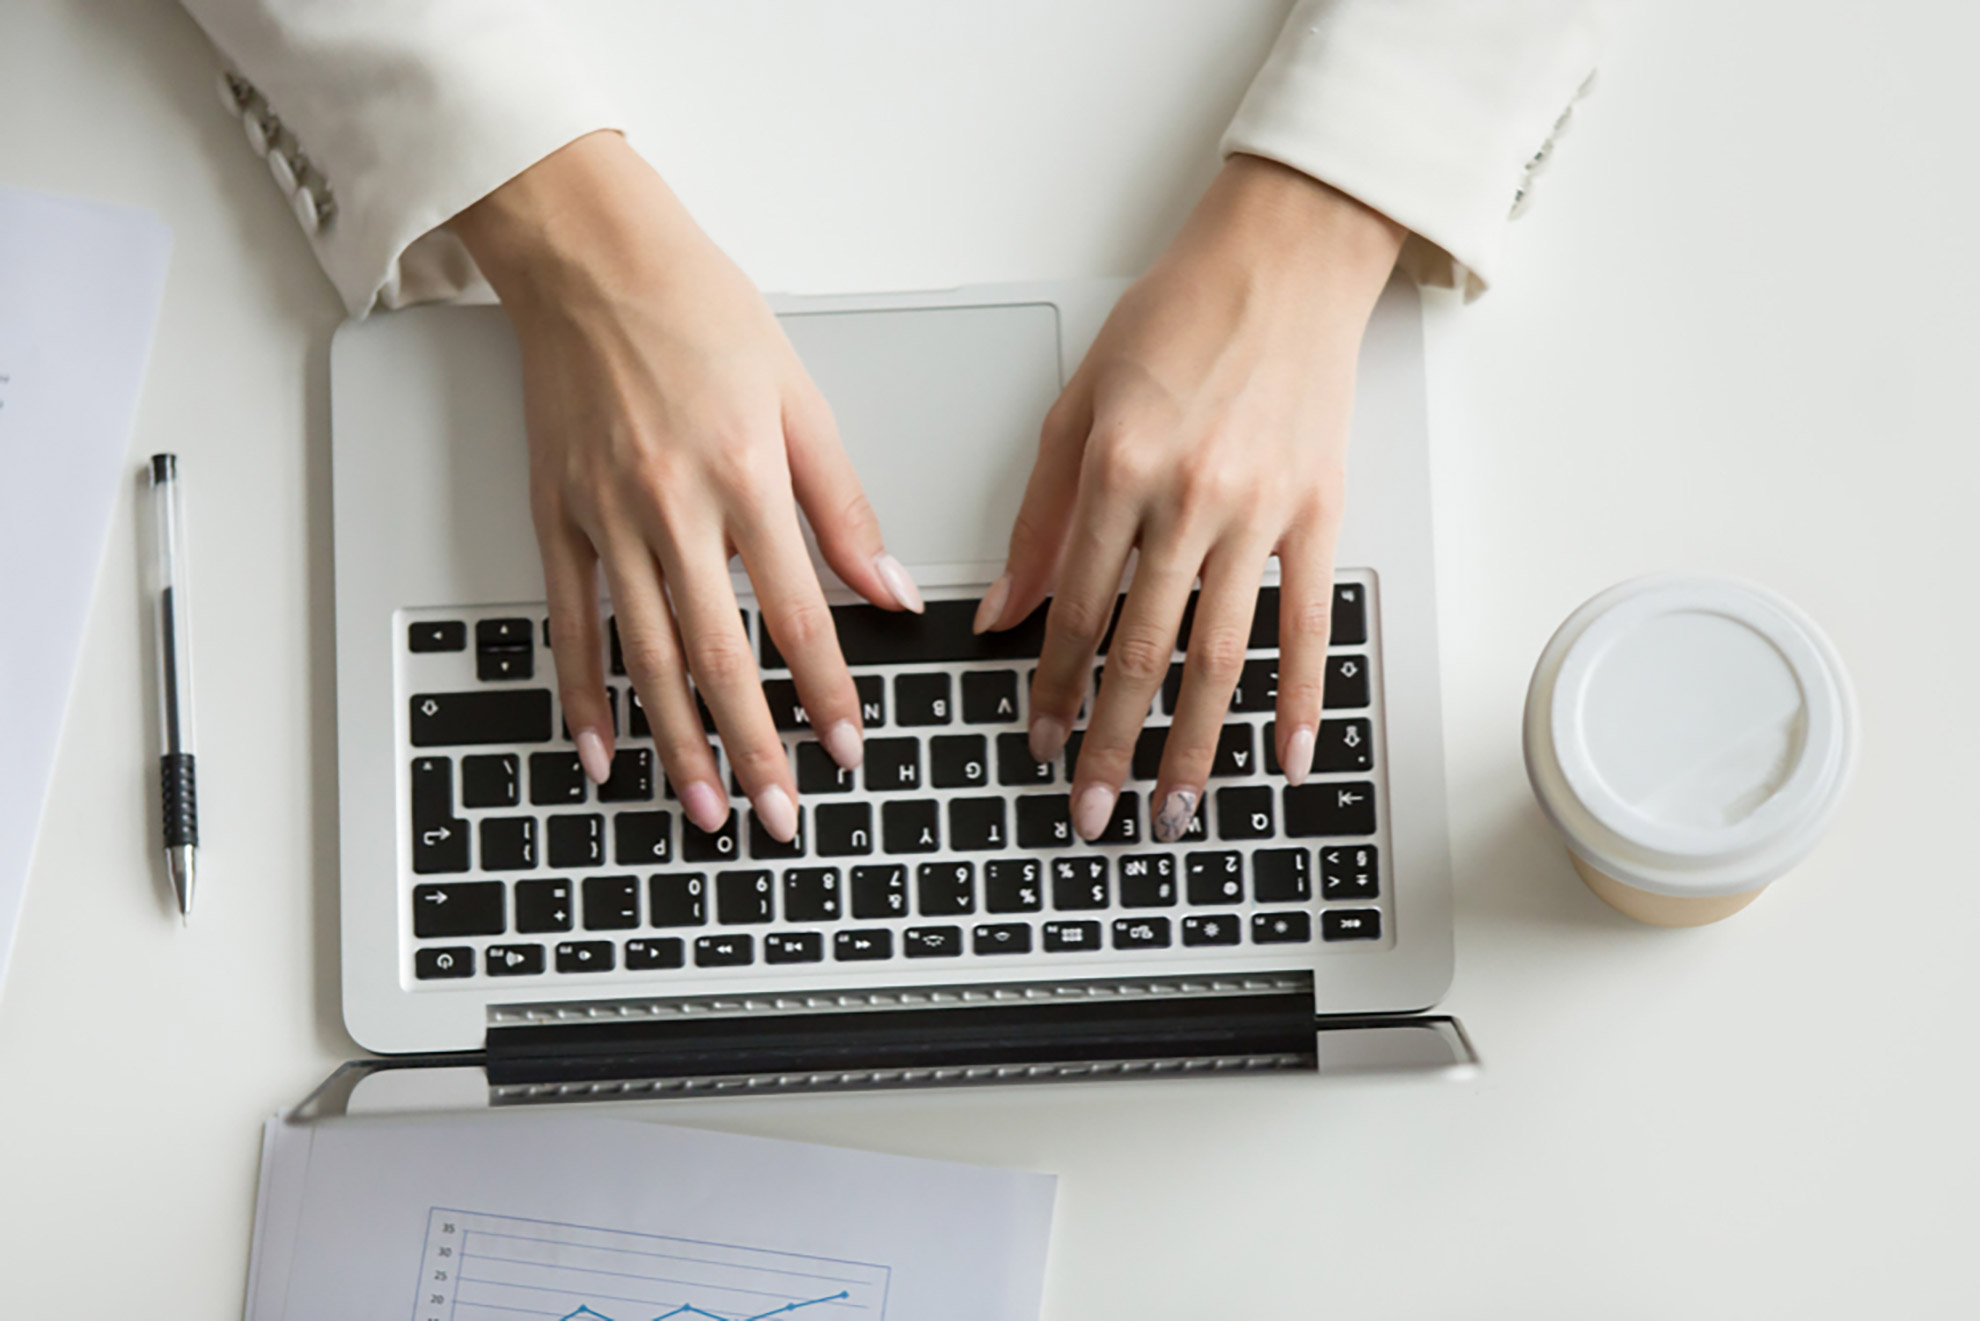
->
[160,752,198,848]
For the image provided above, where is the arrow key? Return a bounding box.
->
[412,882,504,938]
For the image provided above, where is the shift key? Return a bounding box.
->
[410,690,553,746]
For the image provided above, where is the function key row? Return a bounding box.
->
[414,906,1384,979]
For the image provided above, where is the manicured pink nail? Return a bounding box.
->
[972,574,1011,635]
[1073,783,1117,841]
[680,781,727,834]
[873,553,925,614]
[1282,725,1316,787]
[752,784,799,843]
[1153,788,1199,843]
[574,728,612,785]
[1029,715,1068,764]
[821,719,863,771]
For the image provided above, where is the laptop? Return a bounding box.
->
[326,278,1464,1103]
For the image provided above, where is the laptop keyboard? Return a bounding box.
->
[397,574,1390,989]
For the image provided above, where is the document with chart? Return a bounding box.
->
[244,1113,1055,1321]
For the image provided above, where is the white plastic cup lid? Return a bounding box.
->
[1523,574,1857,898]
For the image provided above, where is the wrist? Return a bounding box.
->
[1190,154,1405,307]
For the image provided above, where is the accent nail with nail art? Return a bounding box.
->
[1154,788,1199,843]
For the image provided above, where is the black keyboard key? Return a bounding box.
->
[546,814,605,868]
[627,688,650,738]
[1185,851,1245,905]
[905,925,962,957]
[997,732,1054,786]
[1253,847,1312,903]
[408,620,466,653]
[1211,724,1256,777]
[1231,659,1277,713]
[864,738,921,792]
[781,867,842,922]
[984,859,1043,913]
[1326,654,1370,709]
[855,674,886,726]
[614,811,672,866]
[1216,786,1275,840]
[962,670,1020,724]
[946,796,1007,851]
[973,922,1032,955]
[716,869,774,924]
[1042,920,1101,953]
[895,672,953,726]
[648,873,707,927]
[1323,908,1382,941]
[1160,662,1184,715]
[763,598,1049,668]
[1112,916,1171,949]
[478,648,533,681]
[761,678,810,731]
[748,807,806,860]
[1252,911,1313,944]
[1118,854,1177,907]
[766,931,824,964]
[479,817,537,871]
[1321,844,1380,901]
[814,802,874,857]
[460,753,520,809]
[850,864,909,918]
[1264,718,1374,776]
[1016,794,1073,848]
[1051,856,1109,910]
[882,799,940,853]
[1283,782,1377,837]
[931,734,990,788]
[1093,789,1141,845]
[681,812,741,863]
[1182,913,1242,946]
[582,875,641,930]
[608,616,626,676]
[414,946,473,979]
[695,934,753,967]
[796,741,855,794]
[1248,586,1279,649]
[834,928,893,961]
[413,881,504,939]
[476,618,533,648]
[1332,583,1368,646]
[1129,726,1168,782]
[624,937,685,970]
[916,861,975,916]
[410,689,553,747]
[515,879,574,933]
[1063,729,1083,781]
[485,943,545,976]
[599,748,654,802]
[410,758,469,874]
[555,940,615,972]
[529,751,587,806]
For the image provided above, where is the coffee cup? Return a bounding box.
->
[1522,574,1856,927]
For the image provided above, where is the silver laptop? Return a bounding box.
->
[327,279,1460,1101]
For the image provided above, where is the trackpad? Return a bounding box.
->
[780,303,1063,575]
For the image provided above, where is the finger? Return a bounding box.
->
[1273,515,1341,785]
[1069,543,1204,842]
[977,382,1092,635]
[785,385,922,615]
[1153,539,1273,841]
[653,525,800,843]
[733,477,865,774]
[596,533,728,834]
[537,518,615,785]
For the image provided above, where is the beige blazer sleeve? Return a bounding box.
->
[1224,0,1611,298]
[181,0,619,316]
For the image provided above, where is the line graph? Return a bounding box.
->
[412,1208,890,1321]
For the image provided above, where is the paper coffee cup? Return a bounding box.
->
[1523,574,1857,927]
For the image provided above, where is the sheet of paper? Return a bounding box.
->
[246,1113,1056,1321]
[0,186,170,994]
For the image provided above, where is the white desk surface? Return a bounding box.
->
[4,1,1977,1314]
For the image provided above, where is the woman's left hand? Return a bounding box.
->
[974,154,1405,843]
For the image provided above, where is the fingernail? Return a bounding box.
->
[821,719,863,771]
[1153,788,1199,844]
[752,784,799,843]
[873,553,925,614]
[575,728,612,785]
[1283,725,1316,787]
[680,781,728,834]
[1029,715,1068,764]
[972,574,1011,635]
[1073,783,1117,842]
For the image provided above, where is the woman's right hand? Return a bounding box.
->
[452,131,921,841]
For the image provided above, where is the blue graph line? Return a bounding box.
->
[559,1290,850,1321]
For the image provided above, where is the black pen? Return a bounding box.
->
[150,454,198,921]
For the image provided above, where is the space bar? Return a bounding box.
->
[761,599,1050,668]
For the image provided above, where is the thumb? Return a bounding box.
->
[977,385,1091,633]
[784,386,922,613]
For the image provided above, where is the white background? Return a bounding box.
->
[3,1,1977,1314]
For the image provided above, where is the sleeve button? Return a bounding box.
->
[268,150,298,195]
[292,185,322,237]
[243,112,271,158]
